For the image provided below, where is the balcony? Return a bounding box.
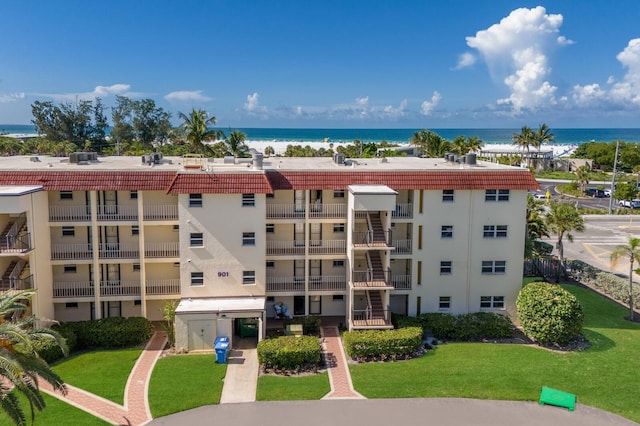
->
[392,239,412,254]
[98,243,139,259]
[308,276,346,291]
[49,205,91,222]
[146,279,180,296]
[51,243,93,260]
[53,281,93,298]
[143,205,178,221]
[0,233,32,254]
[96,205,138,221]
[352,230,392,248]
[99,280,141,296]
[144,242,179,258]
[391,203,413,219]
[266,204,306,219]
[266,241,305,256]
[266,277,305,292]
[308,203,347,219]
[351,308,392,328]
[308,240,346,255]
[392,274,412,290]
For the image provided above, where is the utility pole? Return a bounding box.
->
[608,141,620,214]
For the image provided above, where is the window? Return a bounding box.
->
[333,190,345,198]
[440,261,452,275]
[333,295,344,301]
[134,300,142,306]
[130,190,138,199]
[439,296,451,310]
[266,261,275,268]
[482,260,506,274]
[266,296,275,302]
[417,261,422,285]
[173,262,180,267]
[173,224,179,232]
[333,223,345,233]
[242,232,256,246]
[243,270,256,285]
[266,224,275,233]
[418,225,423,250]
[189,193,203,207]
[480,296,505,309]
[65,302,78,309]
[442,189,454,202]
[63,264,77,273]
[133,263,140,271]
[333,260,345,267]
[190,272,204,286]
[441,225,453,239]
[190,232,204,246]
[416,296,422,315]
[60,191,73,200]
[132,225,139,236]
[485,189,510,202]
[483,225,508,238]
[390,222,396,229]
[266,193,275,198]
[242,193,255,207]
[62,226,75,237]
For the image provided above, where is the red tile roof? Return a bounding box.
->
[166,172,274,194]
[0,169,539,193]
[0,171,175,191]
[266,171,539,191]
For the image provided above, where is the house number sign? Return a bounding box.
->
[218,272,229,277]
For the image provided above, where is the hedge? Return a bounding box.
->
[571,259,640,309]
[517,282,584,345]
[393,312,514,341]
[54,317,153,350]
[257,335,321,370]
[342,327,423,360]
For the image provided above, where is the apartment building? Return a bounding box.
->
[0,152,537,352]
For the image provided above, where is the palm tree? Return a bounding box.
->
[525,194,550,259]
[410,129,451,158]
[534,123,555,147]
[545,203,585,279]
[610,235,640,320]
[178,109,222,154]
[223,130,249,158]
[1,290,67,425]
[575,165,590,194]
[512,126,536,165]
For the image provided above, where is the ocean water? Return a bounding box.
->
[3,124,640,146]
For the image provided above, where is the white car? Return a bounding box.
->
[528,191,547,200]
[604,189,612,197]
[619,199,640,209]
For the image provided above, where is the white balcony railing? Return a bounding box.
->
[266,204,306,219]
[308,240,346,255]
[96,205,138,221]
[51,244,93,260]
[53,281,94,298]
[100,280,141,296]
[98,243,139,259]
[146,279,180,295]
[392,274,412,290]
[143,205,179,221]
[392,203,413,219]
[392,239,412,254]
[308,203,347,219]
[145,242,179,258]
[266,277,305,292]
[308,276,347,291]
[266,241,305,256]
[49,205,91,222]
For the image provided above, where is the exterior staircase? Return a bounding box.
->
[0,221,15,251]
[367,251,386,283]
[0,216,28,252]
[1,260,27,291]
[368,213,387,244]
[368,290,386,321]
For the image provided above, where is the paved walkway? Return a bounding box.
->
[320,326,363,399]
[41,330,168,426]
[219,346,259,404]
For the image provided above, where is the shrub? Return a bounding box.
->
[33,335,74,364]
[54,317,152,349]
[517,282,584,345]
[342,327,423,360]
[283,316,321,335]
[394,312,514,341]
[257,335,321,370]
[570,259,640,308]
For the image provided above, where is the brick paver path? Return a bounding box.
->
[41,331,168,425]
[320,327,364,399]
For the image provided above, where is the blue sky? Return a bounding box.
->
[2,1,640,128]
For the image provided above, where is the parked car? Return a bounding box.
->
[585,188,606,198]
[619,199,640,208]
[604,189,612,197]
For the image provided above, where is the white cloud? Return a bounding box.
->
[355,96,369,107]
[93,84,130,97]
[421,91,442,116]
[464,6,571,112]
[0,92,25,103]
[244,92,268,116]
[35,83,134,102]
[455,52,476,69]
[164,90,212,103]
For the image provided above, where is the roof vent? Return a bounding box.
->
[70,152,97,164]
[223,156,235,164]
[465,153,477,166]
[252,152,264,170]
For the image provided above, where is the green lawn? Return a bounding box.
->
[349,285,640,423]
[51,348,142,404]
[148,354,226,418]
[256,372,331,401]
[0,393,110,426]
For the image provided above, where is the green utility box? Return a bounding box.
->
[539,386,576,411]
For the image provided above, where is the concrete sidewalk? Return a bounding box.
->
[219,346,259,404]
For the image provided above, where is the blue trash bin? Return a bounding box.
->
[214,336,230,364]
